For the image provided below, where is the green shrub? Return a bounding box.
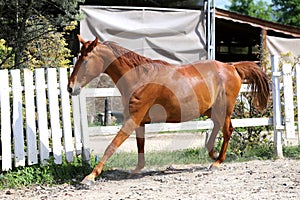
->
[283,144,300,158]
[0,155,94,189]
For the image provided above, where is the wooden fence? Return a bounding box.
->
[0,55,299,171]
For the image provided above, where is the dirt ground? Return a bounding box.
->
[2,158,300,200]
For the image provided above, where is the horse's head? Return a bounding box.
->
[67,35,113,95]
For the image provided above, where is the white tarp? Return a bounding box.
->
[267,35,300,57]
[80,6,207,64]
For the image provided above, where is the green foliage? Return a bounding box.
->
[283,144,300,158]
[0,165,53,189]
[24,30,72,69]
[0,155,94,189]
[227,0,273,21]
[272,0,300,27]
[242,143,274,159]
[0,39,14,69]
[0,0,84,69]
[227,0,300,27]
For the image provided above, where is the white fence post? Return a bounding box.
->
[11,69,25,167]
[35,68,50,164]
[70,68,83,155]
[47,68,62,164]
[59,68,74,162]
[79,90,90,162]
[72,96,83,155]
[24,69,38,165]
[271,55,283,158]
[282,63,296,139]
[0,69,12,170]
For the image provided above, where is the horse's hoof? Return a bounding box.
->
[208,164,220,172]
[81,177,95,186]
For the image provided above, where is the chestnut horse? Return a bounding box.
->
[68,35,270,185]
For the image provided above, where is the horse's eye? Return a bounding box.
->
[82,60,88,65]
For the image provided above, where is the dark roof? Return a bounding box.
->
[216,8,300,37]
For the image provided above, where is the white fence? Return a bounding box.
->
[0,56,299,171]
[0,68,86,171]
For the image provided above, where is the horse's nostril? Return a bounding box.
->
[67,87,73,94]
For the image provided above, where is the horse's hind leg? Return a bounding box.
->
[131,125,145,173]
[206,120,221,160]
[210,116,233,169]
[205,90,234,168]
[204,109,223,161]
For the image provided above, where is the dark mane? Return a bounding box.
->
[103,41,171,68]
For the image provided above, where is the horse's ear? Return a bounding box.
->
[78,34,86,44]
[92,37,98,47]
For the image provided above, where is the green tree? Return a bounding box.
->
[0,0,84,69]
[226,0,273,21]
[272,0,300,27]
[0,39,14,69]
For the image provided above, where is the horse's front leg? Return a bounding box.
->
[131,125,145,173]
[81,118,138,185]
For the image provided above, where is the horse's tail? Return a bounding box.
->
[233,61,270,111]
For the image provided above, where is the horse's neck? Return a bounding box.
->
[104,59,138,96]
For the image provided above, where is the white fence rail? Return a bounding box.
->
[83,85,272,136]
[1,55,300,171]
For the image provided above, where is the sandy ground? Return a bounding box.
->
[2,159,300,200]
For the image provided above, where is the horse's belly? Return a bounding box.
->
[146,96,208,123]
[141,81,214,123]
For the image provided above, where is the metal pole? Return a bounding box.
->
[211,0,215,60]
[207,0,211,60]
[104,97,109,126]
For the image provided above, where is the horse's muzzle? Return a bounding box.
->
[67,86,73,94]
[67,85,81,96]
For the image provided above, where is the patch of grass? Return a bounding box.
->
[105,148,211,170]
[226,142,300,162]
[0,155,94,189]
[283,144,300,158]
[241,143,275,160]
[0,164,53,189]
